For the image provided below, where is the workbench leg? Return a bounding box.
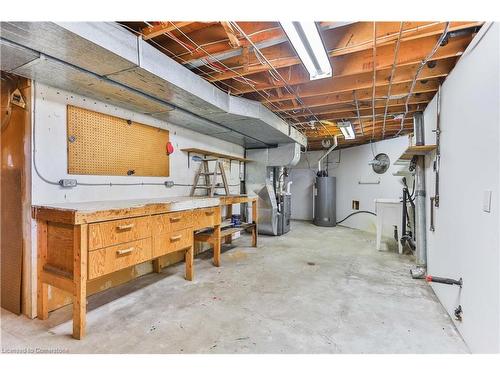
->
[213,225,221,267]
[37,220,49,320]
[224,205,233,244]
[152,258,162,273]
[185,246,194,281]
[73,224,88,340]
[252,200,258,247]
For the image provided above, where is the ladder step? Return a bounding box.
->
[199,172,221,175]
[195,185,226,189]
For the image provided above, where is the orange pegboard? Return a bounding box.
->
[67,105,169,177]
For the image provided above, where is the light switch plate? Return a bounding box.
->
[483,190,492,213]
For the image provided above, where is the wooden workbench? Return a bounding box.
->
[33,195,258,339]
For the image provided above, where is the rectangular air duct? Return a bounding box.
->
[0,22,306,149]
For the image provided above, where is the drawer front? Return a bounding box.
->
[88,238,152,279]
[153,228,193,257]
[192,207,221,230]
[153,211,193,234]
[88,216,151,250]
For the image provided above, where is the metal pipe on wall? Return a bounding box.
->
[411,112,427,279]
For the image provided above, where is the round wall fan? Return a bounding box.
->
[370,153,390,174]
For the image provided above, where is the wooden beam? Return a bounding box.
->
[284,93,434,119]
[303,117,414,137]
[168,22,280,63]
[241,46,250,72]
[142,22,194,40]
[308,130,413,150]
[231,56,456,95]
[273,79,439,112]
[220,22,241,48]
[179,21,479,70]
[201,29,474,82]
[291,105,422,125]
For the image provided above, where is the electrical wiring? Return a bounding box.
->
[381,22,404,140]
[167,22,312,128]
[336,210,377,225]
[32,84,62,186]
[353,90,364,136]
[371,21,377,143]
[228,21,336,147]
[173,22,445,75]
[142,22,310,129]
[395,22,451,137]
[121,23,254,98]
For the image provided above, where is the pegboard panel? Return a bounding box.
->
[67,105,169,177]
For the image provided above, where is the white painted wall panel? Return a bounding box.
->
[423,23,500,353]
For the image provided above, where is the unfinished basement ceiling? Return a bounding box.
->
[119,21,483,150]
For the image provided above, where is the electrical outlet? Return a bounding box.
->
[59,179,77,188]
[164,180,175,188]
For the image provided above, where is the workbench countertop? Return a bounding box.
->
[32,195,256,224]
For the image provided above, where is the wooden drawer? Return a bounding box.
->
[153,228,193,258]
[192,207,221,230]
[153,211,193,235]
[88,238,152,279]
[88,216,151,250]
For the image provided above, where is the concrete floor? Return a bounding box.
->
[1,221,468,354]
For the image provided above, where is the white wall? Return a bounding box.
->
[32,82,244,205]
[422,23,500,353]
[290,136,410,237]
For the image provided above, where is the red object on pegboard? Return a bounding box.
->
[166,141,174,155]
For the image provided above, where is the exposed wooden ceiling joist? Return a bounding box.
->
[227,56,456,96]
[291,106,423,126]
[118,20,483,150]
[201,32,473,83]
[141,22,195,40]
[272,79,439,112]
[220,21,241,48]
[284,93,433,119]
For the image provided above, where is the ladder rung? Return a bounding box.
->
[199,172,221,175]
[195,186,226,189]
[201,158,219,162]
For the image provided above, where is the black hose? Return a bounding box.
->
[336,210,376,225]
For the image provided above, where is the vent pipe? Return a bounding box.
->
[317,136,338,173]
[411,112,427,279]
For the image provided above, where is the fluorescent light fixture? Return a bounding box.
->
[337,121,356,140]
[280,21,332,80]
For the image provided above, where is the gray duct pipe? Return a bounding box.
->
[411,112,427,279]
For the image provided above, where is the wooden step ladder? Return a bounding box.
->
[190,158,229,197]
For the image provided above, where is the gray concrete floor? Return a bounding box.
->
[1,221,468,354]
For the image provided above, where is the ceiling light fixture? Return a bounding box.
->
[337,121,356,140]
[280,21,332,81]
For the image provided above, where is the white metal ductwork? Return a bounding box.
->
[0,22,307,149]
[245,143,301,189]
[245,143,301,235]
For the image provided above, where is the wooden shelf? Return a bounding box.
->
[181,148,252,163]
[195,222,254,239]
[220,226,250,237]
[397,145,437,162]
